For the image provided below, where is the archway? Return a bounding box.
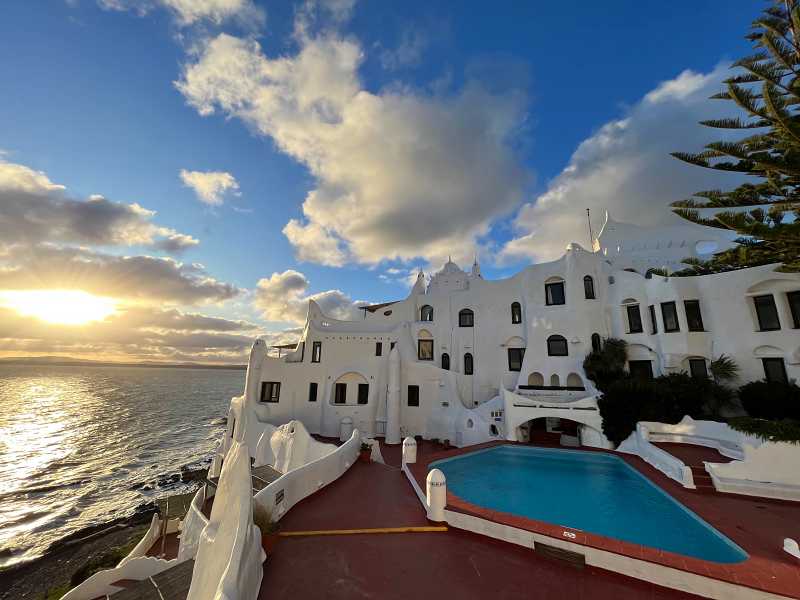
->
[520,417,581,446]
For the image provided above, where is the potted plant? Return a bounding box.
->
[253,503,280,555]
[359,442,371,463]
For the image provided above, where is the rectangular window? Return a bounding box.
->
[375,341,382,356]
[418,339,434,361]
[545,281,566,305]
[584,277,595,300]
[259,381,281,403]
[762,358,788,384]
[407,384,420,407]
[787,290,800,328]
[626,304,643,333]
[299,341,305,362]
[648,305,658,334]
[390,341,396,350]
[684,300,704,332]
[357,383,369,405]
[334,382,347,404]
[628,360,653,381]
[661,301,680,332]
[689,359,708,379]
[308,382,318,402]
[311,341,322,362]
[507,347,525,371]
[753,294,781,331]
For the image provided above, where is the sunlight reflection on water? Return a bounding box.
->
[0,364,243,568]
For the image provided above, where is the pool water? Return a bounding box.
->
[432,446,747,563]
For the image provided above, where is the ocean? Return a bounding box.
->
[0,364,244,569]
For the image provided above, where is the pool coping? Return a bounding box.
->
[407,441,800,600]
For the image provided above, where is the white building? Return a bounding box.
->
[229,215,800,452]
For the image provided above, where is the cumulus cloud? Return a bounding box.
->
[253,269,361,324]
[180,169,240,206]
[501,65,744,263]
[0,159,198,252]
[380,28,427,70]
[176,29,529,267]
[97,0,265,27]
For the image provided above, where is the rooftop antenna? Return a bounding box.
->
[586,208,594,249]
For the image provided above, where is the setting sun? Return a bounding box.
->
[0,290,118,326]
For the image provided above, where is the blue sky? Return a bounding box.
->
[0,1,765,362]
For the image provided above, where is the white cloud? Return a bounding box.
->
[380,28,427,70]
[253,269,361,324]
[97,0,265,27]
[180,168,240,206]
[500,64,744,264]
[176,30,529,268]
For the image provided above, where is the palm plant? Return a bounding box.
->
[709,354,741,383]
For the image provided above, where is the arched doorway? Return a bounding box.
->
[521,417,581,447]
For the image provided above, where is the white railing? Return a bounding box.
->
[254,429,360,520]
[60,555,177,600]
[641,416,752,460]
[177,486,209,561]
[618,423,695,488]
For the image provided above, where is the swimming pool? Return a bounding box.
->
[432,446,747,563]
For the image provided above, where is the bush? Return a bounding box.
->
[728,417,800,444]
[739,380,800,420]
[583,337,627,392]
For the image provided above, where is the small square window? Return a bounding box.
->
[689,359,708,379]
[311,341,322,362]
[762,358,788,384]
[407,384,420,407]
[628,360,653,381]
[260,381,281,403]
[507,347,526,371]
[545,281,566,306]
[458,309,474,327]
[753,295,780,331]
[661,301,680,333]
[418,339,434,360]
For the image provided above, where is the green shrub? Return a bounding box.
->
[739,380,800,420]
[583,337,627,392]
[728,417,800,444]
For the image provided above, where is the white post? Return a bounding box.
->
[426,468,446,523]
[386,346,401,445]
[402,437,417,464]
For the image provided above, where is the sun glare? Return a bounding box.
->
[0,290,118,326]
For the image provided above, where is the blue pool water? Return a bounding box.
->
[432,446,747,563]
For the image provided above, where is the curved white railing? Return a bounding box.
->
[177,486,209,561]
[60,555,178,600]
[642,416,752,460]
[618,423,695,488]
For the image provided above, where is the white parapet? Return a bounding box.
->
[426,468,446,523]
[402,436,417,464]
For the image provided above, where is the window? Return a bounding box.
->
[441,353,450,370]
[684,300,705,332]
[583,275,595,299]
[334,382,347,404]
[648,305,658,334]
[545,281,566,305]
[308,382,318,402]
[789,291,800,328]
[546,335,568,356]
[511,302,522,324]
[407,384,420,407]
[260,381,281,403]
[464,353,474,375]
[689,359,708,379]
[591,333,601,353]
[762,358,788,384]
[458,308,474,327]
[507,348,526,371]
[754,295,781,331]
[626,304,643,333]
[420,305,433,322]
[375,342,382,356]
[311,341,322,362]
[628,360,653,381]
[661,301,680,332]
[418,339,434,361]
[357,383,369,405]
[390,341,396,350]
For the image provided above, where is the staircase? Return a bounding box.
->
[689,465,716,494]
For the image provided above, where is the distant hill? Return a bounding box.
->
[0,356,247,370]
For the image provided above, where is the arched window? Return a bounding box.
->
[547,334,568,356]
[550,374,560,387]
[420,305,433,321]
[441,353,450,370]
[591,333,601,353]
[511,301,522,324]
[464,352,474,375]
[458,308,474,327]
[583,275,595,299]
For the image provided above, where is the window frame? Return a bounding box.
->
[259,381,281,403]
[689,358,708,379]
[357,383,369,405]
[458,308,474,327]
[591,333,601,353]
[464,352,474,375]
[417,339,434,361]
[507,347,526,371]
[684,300,705,332]
[407,384,420,407]
[788,290,800,329]
[311,340,322,363]
[583,275,595,300]
[308,382,318,402]
[375,341,382,357]
[546,334,568,357]
[334,382,347,404]
[762,357,788,384]
[420,304,434,322]
[753,294,781,331]
[545,281,566,306]
[661,301,680,333]
[511,301,522,324]
[441,352,450,370]
[626,304,644,334]
[648,304,658,334]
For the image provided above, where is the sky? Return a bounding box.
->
[0,0,764,364]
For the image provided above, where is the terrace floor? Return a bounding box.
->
[260,445,707,599]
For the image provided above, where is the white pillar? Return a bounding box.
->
[426,468,446,522]
[402,437,417,464]
[244,339,267,403]
[386,346,401,445]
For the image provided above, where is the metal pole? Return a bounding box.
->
[586,208,594,249]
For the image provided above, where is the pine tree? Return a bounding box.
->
[671,0,800,273]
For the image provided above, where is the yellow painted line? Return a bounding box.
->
[278,526,448,537]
